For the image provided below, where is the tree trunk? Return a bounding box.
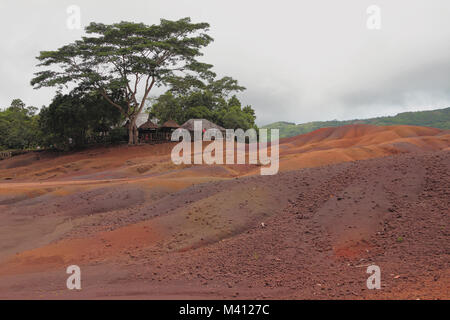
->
[133,125,139,144]
[128,116,138,145]
[128,125,134,145]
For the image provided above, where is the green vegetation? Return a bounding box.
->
[0,99,40,150]
[38,91,123,149]
[263,107,450,139]
[149,77,256,130]
[0,95,123,151]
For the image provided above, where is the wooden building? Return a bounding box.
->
[160,120,180,141]
[180,119,226,140]
[138,120,159,143]
[137,119,180,143]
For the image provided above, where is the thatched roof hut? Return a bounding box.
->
[181,119,225,132]
[181,119,226,140]
[138,120,159,131]
[161,119,180,129]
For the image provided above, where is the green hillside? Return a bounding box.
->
[262,107,450,139]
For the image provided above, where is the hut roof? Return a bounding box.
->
[181,119,226,132]
[161,120,180,128]
[139,120,159,130]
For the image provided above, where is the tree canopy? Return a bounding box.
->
[39,91,123,149]
[31,18,215,144]
[0,99,40,150]
[149,76,256,131]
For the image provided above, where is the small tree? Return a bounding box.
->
[31,18,214,144]
[39,92,123,149]
[0,99,40,150]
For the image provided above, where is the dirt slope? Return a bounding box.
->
[0,124,448,299]
[0,151,448,299]
[0,124,448,182]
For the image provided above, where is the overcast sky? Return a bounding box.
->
[1,0,449,125]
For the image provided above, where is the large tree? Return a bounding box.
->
[31,18,214,144]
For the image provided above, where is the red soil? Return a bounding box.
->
[0,124,448,299]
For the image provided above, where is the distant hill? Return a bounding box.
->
[262,107,450,139]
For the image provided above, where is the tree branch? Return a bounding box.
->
[136,76,156,116]
[100,89,127,117]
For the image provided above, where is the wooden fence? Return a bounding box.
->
[0,150,30,160]
[0,151,12,160]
